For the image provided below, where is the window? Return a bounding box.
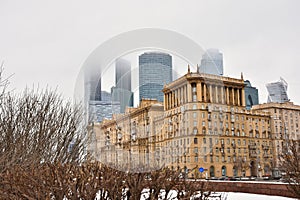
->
[203,138,206,144]
[216,147,219,153]
[194,156,198,162]
[203,147,207,153]
[193,121,197,127]
[193,94,197,102]
[194,138,198,144]
[204,156,207,162]
[202,121,205,126]
[227,139,230,145]
[193,128,198,135]
[193,112,197,119]
[227,156,231,162]
[194,147,198,153]
[227,147,230,153]
[216,156,219,162]
[202,112,205,118]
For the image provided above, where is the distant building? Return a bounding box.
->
[115,58,132,91]
[112,58,133,113]
[266,77,289,103]
[89,91,120,122]
[139,52,172,102]
[199,49,223,76]
[244,80,259,110]
[111,87,133,113]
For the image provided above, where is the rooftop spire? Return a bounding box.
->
[188,64,190,74]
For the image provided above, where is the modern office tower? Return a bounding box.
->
[89,91,120,122]
[86,71,102,101]
[199,49,223,76]
[139,52,172,102]
[111,59,134,113]
[266,77,289,103]
[244,80,259,110]
[115,58,131,91]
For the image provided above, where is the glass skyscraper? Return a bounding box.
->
[111,58,133,113]
[199,49,223,76]
[244,80,259,110]
[139,52,172,102]
[266,77,289,103]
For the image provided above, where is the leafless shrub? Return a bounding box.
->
[280,139,300,199]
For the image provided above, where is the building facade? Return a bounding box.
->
[89,91,121,122]
[252,102,300,175]
[94,67,277,178]
[139,52,172,102]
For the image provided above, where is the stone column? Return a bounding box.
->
[164,93,168,110]
[226,87,229,104]
[215,86,219,103]
[241,88,246,106]
[232,88,235,105]
[203,83,207,102]
[197,82,202,102]
[187,83,192,103]
[237,89,240,106]
[221,87,224,104]
[209,85,213,103]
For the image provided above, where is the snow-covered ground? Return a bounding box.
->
[225,192,295,200]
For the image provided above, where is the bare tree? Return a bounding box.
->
[280,139,300,199]
[0,88,86,173]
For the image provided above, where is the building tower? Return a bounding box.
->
[244,80,259,110]
[199,49,223,76]
[139,52,172,102]
[111,58,133,113]
[266,77,289,103]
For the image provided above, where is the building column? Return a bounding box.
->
[187,83,192,103]
[241,88,245,106]
[232,88,235,105]
[203,83,207,102]
[226,87,229,104]
[221,87,224,104]
[237,89,240,106]
[209,85,213,103]
[197,82,202,102]
[164,94,167,110]
[215,86,219,103]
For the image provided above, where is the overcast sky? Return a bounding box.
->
[1,0,299,104]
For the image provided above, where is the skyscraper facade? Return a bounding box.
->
[112,58,133,113]
[266,77,289,103]
[244,80,259,110]
[199,49,223,76]
[139,52,172,102]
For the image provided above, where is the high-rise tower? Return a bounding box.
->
[111,58,133,113]
[199,49,223,76]
[139,52,172,102]
[266,77,289,103]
